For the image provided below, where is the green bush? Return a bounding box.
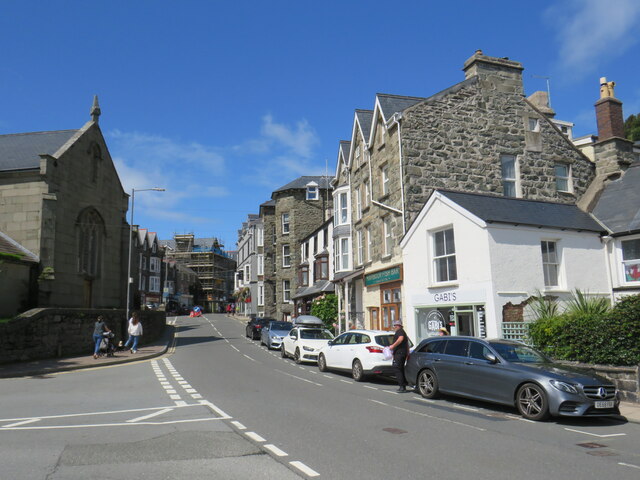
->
[310,294,338,331]
[528,294,640,366]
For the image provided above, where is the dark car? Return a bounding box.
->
[405,336,620,421]
[246,317,274,340]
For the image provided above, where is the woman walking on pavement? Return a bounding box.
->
[92,315,111,359]
[124,312,143,354]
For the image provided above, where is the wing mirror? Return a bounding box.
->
[484,352,498,364]
[327,340,334,346]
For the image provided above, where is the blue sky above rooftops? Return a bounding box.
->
[1,0,639,249]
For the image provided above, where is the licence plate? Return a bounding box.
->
[594,401,615,409]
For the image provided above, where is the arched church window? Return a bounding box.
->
[77,208,105,277]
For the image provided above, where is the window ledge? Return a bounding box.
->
[542,288,570,294]
[429,282,459,289]
[381,254,392,260]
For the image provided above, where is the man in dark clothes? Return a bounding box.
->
[389,320,409,392]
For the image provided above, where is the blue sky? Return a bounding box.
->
[1,1,639,250]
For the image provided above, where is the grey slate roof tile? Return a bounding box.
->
[438,190,604,232]
[355,110,373,140]
[0,130,78,172]
[377,94,425,120]
[592,162,640,234]
[273,175,333,193]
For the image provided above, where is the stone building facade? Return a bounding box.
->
[0,97,129,310]
[259,200,276,317]
[235,214,264,317]
[337,51,596,330]
[263,176,332,321]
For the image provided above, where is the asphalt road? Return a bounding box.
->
[2,313,640,479]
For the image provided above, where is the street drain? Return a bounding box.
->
[577,442,607,449]
[383,428,407,434]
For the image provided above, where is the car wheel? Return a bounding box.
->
[352,359,365,382]
[281,345,287,358]
[294,348,301,364]
[417,369,439,399]
[318,354,327,372]
[516,383,550,421]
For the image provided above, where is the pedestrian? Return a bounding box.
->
[438,327,450,336]
[389,320,409,392]
[231,303,236,315]
[92,315,110,359]
[124,312,143,354]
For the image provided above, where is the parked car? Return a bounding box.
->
[261,320,294,350]
[281,316,334,364]
[246,317,273,340]
[405,336,620,421]
[317,329,409,382]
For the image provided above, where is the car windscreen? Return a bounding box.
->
[300,329,333,340]
[270,322,292,331]
[489,342,549,363]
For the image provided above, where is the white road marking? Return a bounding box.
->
[170,395,182,400]
[243,354,256,362]
[275,369,323,386]
[199,399,231,419]
[185,388,197,394]
[245,431,266,442]
[363,386,378,390]
[231,421,246,430]
[175,401,187,406]
[340,379,352,384]
[383,390,399,395]
[231,345,240,352]
[369,399,388,406]
[126,408,173,423]
[191,394,203,399]
[452,404,480,412]
[618,462,640,470]
[2,418,40,428]
[290,461,320,477]
[322,375,332,379]
[264,444,288,457]
[564,428,626,438]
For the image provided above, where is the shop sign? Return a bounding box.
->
[426,310,446,333]
[433,291,457,303]
[364,266,402,287]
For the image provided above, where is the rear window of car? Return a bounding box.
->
[270,322,292,330]
[444,340,469,357]
[419,340,446,354]
[300,329,334,340]
[375,334,395,346]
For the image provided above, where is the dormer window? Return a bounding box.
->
[306,182,319,200]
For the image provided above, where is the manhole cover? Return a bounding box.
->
[383,428,407,435]
[577,442,607,449]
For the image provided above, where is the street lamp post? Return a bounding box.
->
[126,187,165,321]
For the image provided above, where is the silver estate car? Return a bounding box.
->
[405,337,620,421]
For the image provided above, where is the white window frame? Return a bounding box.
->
[334,239,340,272]
[355,145,361,166]
[283,280,291,303]
[541,240,560,288]
[258,283,264,306]
[620,237,640,284]
[357,230,363,266]
[501,154,519,198]
[364,182,370,208]
[355,186,361,220]
[282,244,291,268]
[366,226,372,262]
[341,237,350,271]
[245,264,251,282]
[528,117,540,132]
[432,227,457,284]
[381,166,389,196]
[306,184,319,200]
[150,257,160,273]
[149,276,160,293]
[282,213,290,234]
[257,254,264,276]
[555,163,572,193]
[340,192,348,224]
[383,217,392,257]
[256,227,263,247]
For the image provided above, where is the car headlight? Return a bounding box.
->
[272,335,281,341]
[549,380,578,394]
[303,346,315,352]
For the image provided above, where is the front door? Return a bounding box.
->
[456,312,475,336]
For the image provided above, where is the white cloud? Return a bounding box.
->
[260,114,319,159]
[547,0,640,78]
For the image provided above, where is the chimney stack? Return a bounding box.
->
[462,50,524,96]
[595,77,624,140]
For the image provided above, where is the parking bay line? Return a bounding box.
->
[126,408,173,423]
[2,418,40,428]
[565,428,626,438]
[275,369,323,386]
[290,461,320,477]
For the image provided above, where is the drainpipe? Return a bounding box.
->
[602,235,616,305]
[391,113,407,235]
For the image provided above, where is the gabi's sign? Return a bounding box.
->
[364,266,402,287]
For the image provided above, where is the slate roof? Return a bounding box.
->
[354,110,373,140]
[438,190,604,233]
[292,280,334,299]
[377,94,425,121]
[592,162,640,235]
[273,175,333,194]
[0,130,78,172]
[0,231,39,263]
[339,140,351,161]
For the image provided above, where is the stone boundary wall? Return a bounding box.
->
[560,361,639,403]
[0,308,166,364]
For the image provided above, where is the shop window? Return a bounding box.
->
[380,282,401,332]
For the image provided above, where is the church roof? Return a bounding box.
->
[0,130,78,172]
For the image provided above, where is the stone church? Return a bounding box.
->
[0,97,129,313]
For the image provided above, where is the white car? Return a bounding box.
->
[281,317,334,364]
[317,329,400,382]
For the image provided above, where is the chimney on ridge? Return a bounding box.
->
[595,77,625,140]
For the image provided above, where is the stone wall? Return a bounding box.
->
[0,308,166,364]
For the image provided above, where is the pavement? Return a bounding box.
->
[1,320,639,425]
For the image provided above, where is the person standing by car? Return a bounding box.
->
[124,312,143,354]
[389,320,409,392]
